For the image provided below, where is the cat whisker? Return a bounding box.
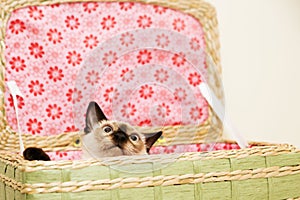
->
[106,145,118,150]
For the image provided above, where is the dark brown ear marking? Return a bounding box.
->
[84,101,107,134]
[144,131,163,153]
[23,147,51,161]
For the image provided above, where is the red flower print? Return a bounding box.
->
[46,104,63,120]
[28,80,45,96]
[102,51,117,67]
[121,103,137,118]
[83,34,99,49]
[83,2,99,13]
[119,2,134,11]
[173,18,186,32]
[222,143,237,150]
[66,51,82,66]
[56,151,68,158]
[26,118,43,135]
[28,6,44,20]
[47,66,64,82]
[174,88,187,101]
[196,143,211,152]
[47,28,63,44]
[8,95,25,109]
[137,15,152,29]
[65,125,79,132]
[66,88,73,102]
[101,15,116,30]
[104,87,119,103]
[188,72,201,86]
[156,34,170,48]
[137,50,152,64]
[9,19,26,34]
[172,53,186,67]
[157,103,171,117]
[9,56,26,72]
[29,42,44,58]
[138,119,152,126]
[120,32,134,47]
[66,88,83,103]
[65,15,80,30]
[164,146,176,154]
[74,88,83,103]
[154,69,169,83]
[190,106,203,121]
[139,85,154,99]
[162,145,177,154]
[85,70,100,86]
[120,68,134,82]
[50,3,60,8]
[171,122,182,126]
[153,5,167,14]
[190,37,201,51]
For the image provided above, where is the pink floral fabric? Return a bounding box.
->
[151,143,244,154]
[4,2,209,160]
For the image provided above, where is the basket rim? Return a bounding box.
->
[0,141,297,172]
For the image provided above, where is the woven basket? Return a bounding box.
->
[1,142,300,199]
[1,0,300,199]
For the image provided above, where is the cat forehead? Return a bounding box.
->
[98,120,137,132]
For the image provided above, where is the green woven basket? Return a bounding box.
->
[1,144,300,200]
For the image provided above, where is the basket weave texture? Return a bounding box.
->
[1,144,300,199]
[0,0,300,200]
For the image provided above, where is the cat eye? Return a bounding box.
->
[103,125,113,133]
[129,134,139,142]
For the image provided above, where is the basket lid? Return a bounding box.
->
[1,1,224,147]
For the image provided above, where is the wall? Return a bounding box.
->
[208,0,300,147]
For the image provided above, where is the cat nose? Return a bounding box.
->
[114,132,127,143]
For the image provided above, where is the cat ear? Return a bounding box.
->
[144,131,163,153]
[84,101,107,134]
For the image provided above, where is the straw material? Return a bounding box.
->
[1,145,300,199]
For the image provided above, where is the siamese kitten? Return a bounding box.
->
[23,101,162,160]
[81,101,162,158]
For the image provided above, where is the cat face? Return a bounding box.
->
[81,101,162,158]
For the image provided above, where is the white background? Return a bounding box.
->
[208,0,300,147]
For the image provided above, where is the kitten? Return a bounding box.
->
[81,101,162,158]
[23,101,162,160]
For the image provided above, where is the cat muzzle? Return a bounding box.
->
[113,131,127,147]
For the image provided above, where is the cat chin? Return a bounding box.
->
[81,146,129,159]
[81,142,146,159]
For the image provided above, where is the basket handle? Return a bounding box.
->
[7,81,25,154]
[199,83,249,148]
